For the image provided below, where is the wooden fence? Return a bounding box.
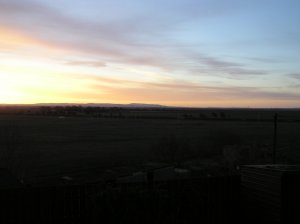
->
[0,184,103,224]
[97,175,241,224]
[0,175,241,224]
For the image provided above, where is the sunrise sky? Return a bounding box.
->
[0,0,300,107]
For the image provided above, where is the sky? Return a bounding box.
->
[0,0,300,107]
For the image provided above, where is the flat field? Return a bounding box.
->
[0,108,300,184]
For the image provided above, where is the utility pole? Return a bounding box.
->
[273,113,278,164]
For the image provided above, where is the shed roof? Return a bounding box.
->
[241,164,300,172]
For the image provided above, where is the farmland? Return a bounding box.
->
[0,107,300,185]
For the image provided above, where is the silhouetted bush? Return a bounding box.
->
[206,129,243,157]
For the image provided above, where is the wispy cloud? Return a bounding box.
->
[70,74,300,104]
[0,0,269,80]
[287,73,300,80]
[64,60,106,68]
[183,51,268,78]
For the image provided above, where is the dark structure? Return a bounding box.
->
[2,164,299,223]
[240,165,300,224]
[0,169,240,224]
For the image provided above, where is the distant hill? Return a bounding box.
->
[34,103,169,108]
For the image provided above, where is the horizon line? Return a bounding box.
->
[0,103,300,110]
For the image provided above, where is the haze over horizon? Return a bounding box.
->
[1,0,300,108]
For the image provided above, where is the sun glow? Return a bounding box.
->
[0,56,106,104]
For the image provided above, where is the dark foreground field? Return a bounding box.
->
[0,108,300,185]
[1,108,300,224]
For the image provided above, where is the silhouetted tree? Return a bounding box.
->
[207,129,243,156]
[212,112,218,119]
[220,111,226,119]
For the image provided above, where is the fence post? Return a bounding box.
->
[273,113,278,164]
